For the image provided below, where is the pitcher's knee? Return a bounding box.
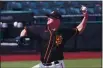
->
[32,64,40,68]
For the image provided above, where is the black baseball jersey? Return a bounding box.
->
[26,25,79,64]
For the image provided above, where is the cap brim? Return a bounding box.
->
[46,14,50,17]
[46,14,54,18]
[45,13,62,19]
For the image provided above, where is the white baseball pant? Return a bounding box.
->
[31,60,65,68]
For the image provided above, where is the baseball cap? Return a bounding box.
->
[46,11,62,19]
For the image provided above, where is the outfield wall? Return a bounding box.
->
[0,13,102,54]
[0,23,102,54]
[64,23,102,51]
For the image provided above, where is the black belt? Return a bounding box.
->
[43,61,59,66]
[43,63,52,66]
[54,61,59,64]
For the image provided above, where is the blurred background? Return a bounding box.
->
[0,1,102,68]
[0,1,102,54]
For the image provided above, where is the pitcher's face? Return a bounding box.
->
[47,17,60,31]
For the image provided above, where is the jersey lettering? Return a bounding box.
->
[55,35,63,46]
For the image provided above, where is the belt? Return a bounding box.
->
[43,61,59,66]
[54,61,59,64]
[43,63,52,66]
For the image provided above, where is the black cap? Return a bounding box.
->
[46,11,62,19]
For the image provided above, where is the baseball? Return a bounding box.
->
[81,6,87,11]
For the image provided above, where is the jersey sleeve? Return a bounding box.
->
[26,25,36,37]
[59,28,79,40]
[26,25,45,38]
[69,28,79,37]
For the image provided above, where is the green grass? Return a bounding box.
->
[1,58,101,68]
